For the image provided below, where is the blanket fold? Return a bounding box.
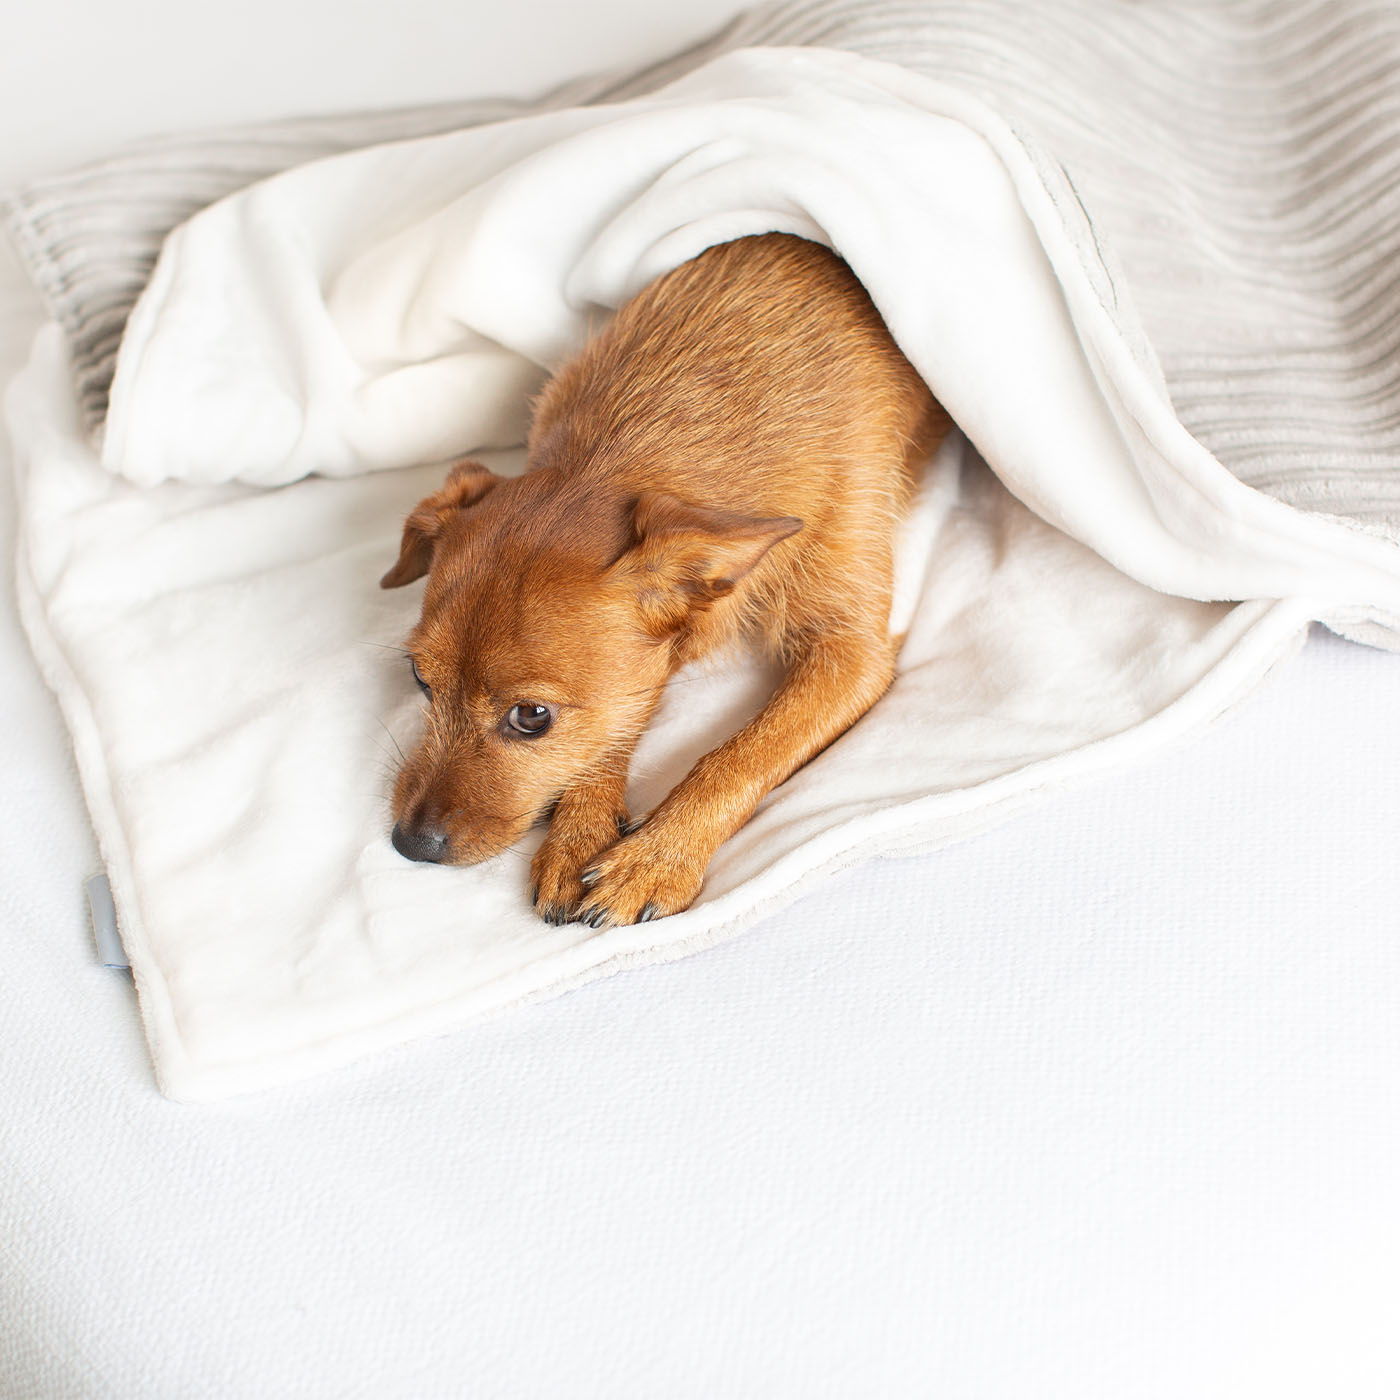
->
[7,0,1400,1099]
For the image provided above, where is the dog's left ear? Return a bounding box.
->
[613,491,802,629]
[380,459,499,588]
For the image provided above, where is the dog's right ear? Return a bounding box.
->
[380,460,499,588]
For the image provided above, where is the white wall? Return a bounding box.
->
[0,0,752,187]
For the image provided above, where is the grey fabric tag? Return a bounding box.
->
[85,873,129,970]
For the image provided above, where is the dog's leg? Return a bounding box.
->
[531,749,637,926]
[575,628,898,927]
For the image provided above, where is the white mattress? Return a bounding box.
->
[5,3,1400,1395]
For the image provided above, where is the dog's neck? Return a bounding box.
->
[526,414,634,484]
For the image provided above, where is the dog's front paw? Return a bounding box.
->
[531,799,632,925]
[572,823,708,928]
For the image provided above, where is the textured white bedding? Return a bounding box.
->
[5,2,1400,1395]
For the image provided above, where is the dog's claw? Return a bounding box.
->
[578,867,601,888]
[621,815,647,836]
[616,814,630,837]
[638,903,658,923]
[530,883,539,906]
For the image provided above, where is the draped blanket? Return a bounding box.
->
[7,0,1400,1099]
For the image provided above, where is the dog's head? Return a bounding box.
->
[380,459,799,865]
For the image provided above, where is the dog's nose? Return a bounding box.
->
[391,819,450,864]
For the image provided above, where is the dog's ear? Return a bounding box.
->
[614,491,802,629]
[380,460,500,588]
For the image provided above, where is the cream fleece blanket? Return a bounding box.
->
[9,28,1400,1098]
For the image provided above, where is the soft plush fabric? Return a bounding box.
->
[8,1,1400,1100]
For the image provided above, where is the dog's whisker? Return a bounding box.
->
[368,749,400,779]
[375,717,407,764]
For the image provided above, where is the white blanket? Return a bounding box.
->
[11,47,1400,1100]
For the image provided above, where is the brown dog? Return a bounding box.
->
[380,232,948,927]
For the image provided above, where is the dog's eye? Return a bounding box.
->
[505,702,553,737]
[410,658,431,697]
